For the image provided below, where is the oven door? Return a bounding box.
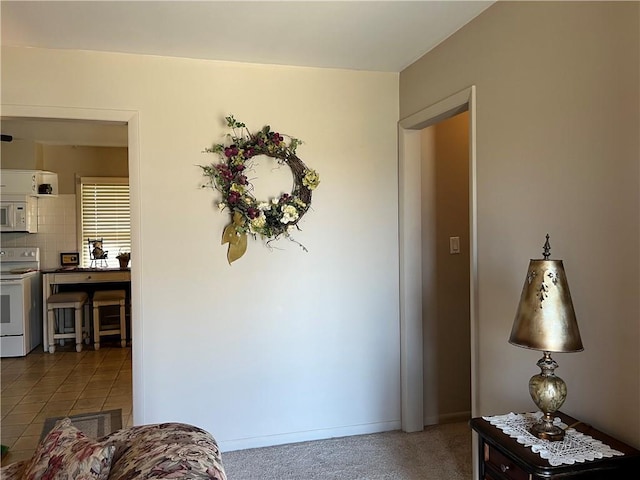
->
[1,279,28,357]
[0,279,26,336]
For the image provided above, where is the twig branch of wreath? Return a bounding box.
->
[199,115,320,264]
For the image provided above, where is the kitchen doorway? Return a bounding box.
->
[0,104,142,426]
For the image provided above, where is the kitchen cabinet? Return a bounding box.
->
[0,169,59,196]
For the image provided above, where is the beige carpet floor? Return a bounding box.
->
[222,421,471,479]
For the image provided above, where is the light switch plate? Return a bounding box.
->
[450,236,460,254]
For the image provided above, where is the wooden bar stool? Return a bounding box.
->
[93,290,127,350]
[47,292,89,353]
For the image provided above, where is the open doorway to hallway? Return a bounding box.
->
[398,86,477,434]
[421,112,471,426]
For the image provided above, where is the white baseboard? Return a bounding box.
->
[218,420,401,452]
[424,410,471,426]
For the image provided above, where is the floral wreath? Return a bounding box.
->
[200,115,320,264]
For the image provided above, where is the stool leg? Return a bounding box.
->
[47,308,56,354]
[74,306,83,353]
[93,304,100,350]
[120,299,127,348]
[84,303,91,345]
[59,314,65,347]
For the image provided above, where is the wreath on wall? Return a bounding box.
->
[200,115,320,264]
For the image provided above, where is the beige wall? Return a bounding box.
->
[0,139,43,169]
[1,45,400,451]
[422,112,471,425]
[1,143,128,193]
[42,145,129,194]
[402,1,639,446]
[434,112,471,419]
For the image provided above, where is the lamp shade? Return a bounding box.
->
[509,259,583,353]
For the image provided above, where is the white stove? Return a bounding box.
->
[1,247,40,277]
[0,247,42,357]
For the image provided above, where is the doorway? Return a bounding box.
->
[398,86,478,432]
[0,104,142,425]
[421,112,471,426]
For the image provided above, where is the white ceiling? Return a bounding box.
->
[0,0,494,146]
[2,0,494,72]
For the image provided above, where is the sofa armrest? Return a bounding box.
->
[101,422,227,480]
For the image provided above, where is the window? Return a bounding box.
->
[78,177,130,268]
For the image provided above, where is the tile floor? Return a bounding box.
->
[0,344,132,466]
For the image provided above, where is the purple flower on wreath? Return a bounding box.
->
[232,164,245,173]
[271,132,284,145]
[236,175,248,185]
[224,146,239,158]
[247,207,259,219]
[216,164,233,181]
[228,191,241,204]
[279,193,290,204]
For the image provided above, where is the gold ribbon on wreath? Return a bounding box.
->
[221,211,247,264]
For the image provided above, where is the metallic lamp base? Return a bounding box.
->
[530,419,565,441]
[528,352,568,442]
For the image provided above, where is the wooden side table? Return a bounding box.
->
[470,412,640,479]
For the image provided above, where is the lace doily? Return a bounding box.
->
[483,412,624,466]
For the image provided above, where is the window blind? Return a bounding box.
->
[79,177,130,268]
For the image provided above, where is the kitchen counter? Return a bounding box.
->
[42,268,131,352]
[41,267,131,274]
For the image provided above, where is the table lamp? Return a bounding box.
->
[509,235,583,441]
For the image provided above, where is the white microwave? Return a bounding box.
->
[0,197,38,233]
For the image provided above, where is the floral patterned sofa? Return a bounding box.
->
[0,418,227,480]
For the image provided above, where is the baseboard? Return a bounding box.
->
[218,420,401,452]
[424,410,471,426]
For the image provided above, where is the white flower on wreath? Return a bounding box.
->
[280,205,299,224]
[258,202,270,211]
[218,202,226,211]
[302,169,320,190]
[250,213,267,232]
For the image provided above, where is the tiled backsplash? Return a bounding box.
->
[1,194,78,269]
